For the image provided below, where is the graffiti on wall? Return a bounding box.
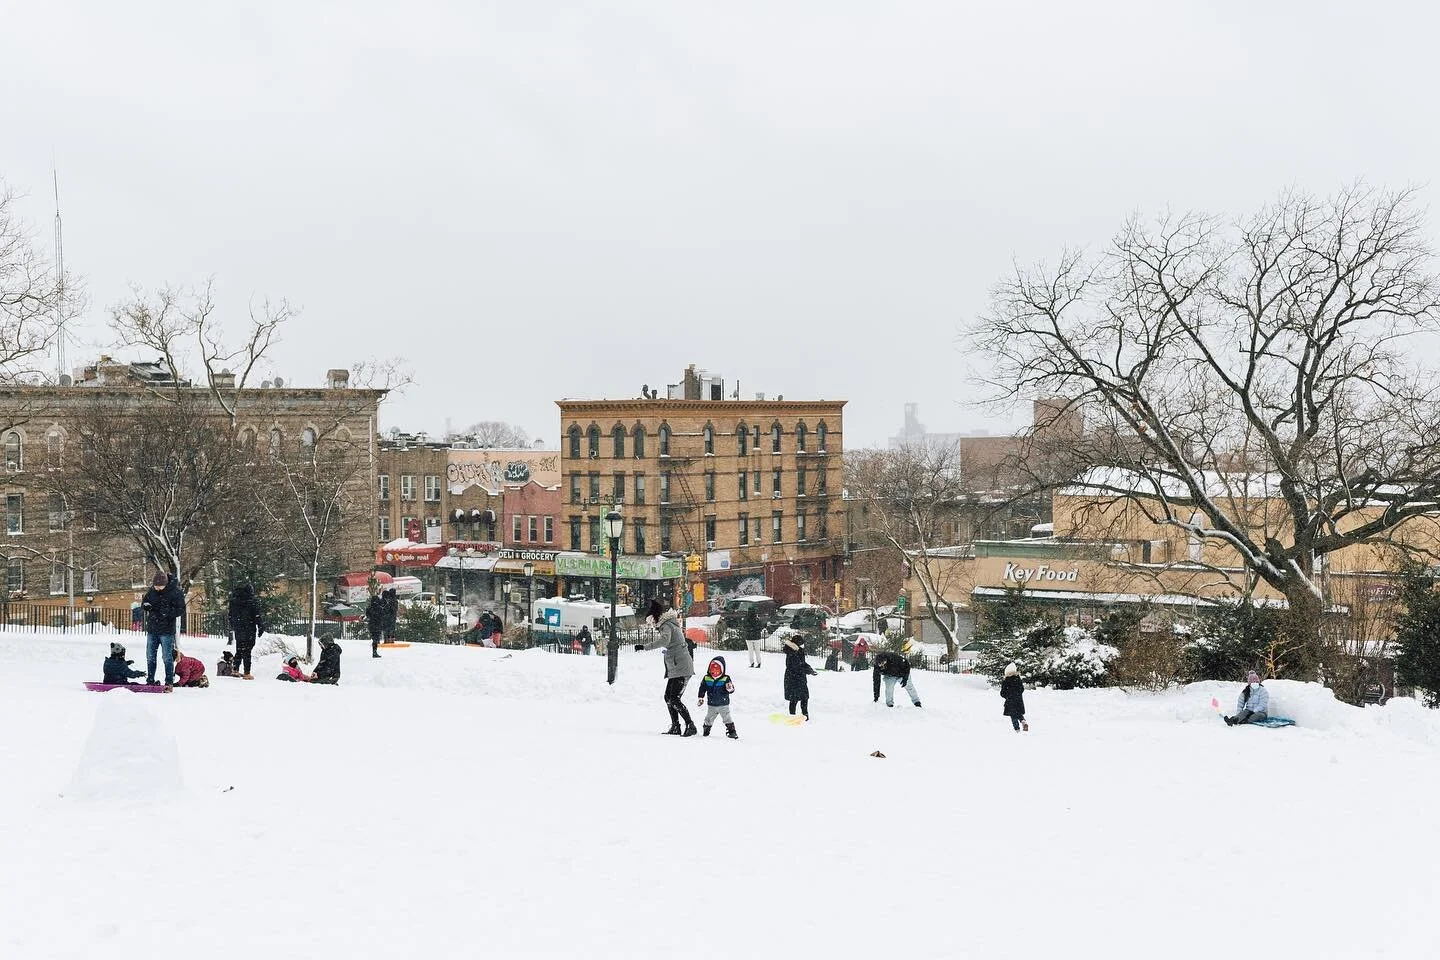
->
[706,573,767,612]
[447,451,560,491]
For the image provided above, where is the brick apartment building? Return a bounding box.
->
[557,365,845,612]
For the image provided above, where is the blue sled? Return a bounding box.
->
[1251,717,1296,728]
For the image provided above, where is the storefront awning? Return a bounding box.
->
[434,555,498,571]
[376,544,447,567]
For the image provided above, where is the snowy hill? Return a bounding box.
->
[2,629,1436,958]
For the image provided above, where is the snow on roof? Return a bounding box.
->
[727,595,774,602]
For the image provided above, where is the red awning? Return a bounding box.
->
[375,545,447,567]
[337,571,394,588]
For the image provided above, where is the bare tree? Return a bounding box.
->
[975,185,1440,673]
[458,420,535,448]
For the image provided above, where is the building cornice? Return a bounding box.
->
[555,399,846,413]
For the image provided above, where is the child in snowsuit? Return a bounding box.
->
[1000,661,1027,731]
[278,656,311,682]
[1225,671,1269,725]
[217,650,237,678]
[696,656,739,739]
[782,634,817,719]
[173,648,209,688]
[312,637,342,685]
[873,651,921,707]
[102,642,145,685]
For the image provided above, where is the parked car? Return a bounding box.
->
[723,594,778,629]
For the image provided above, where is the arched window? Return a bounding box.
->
[612,424,626,459]
[736,423,748,456]
[239,428,256,453]
[45,429,63,466]
[587,425,601,458]
[269,428,283,458]
[568,425,582,459]
[771,423,782,454]
[301,427,317,449]
[3,431,21,470]
[632,424,646,458]
[659,423,671,457]
[703,424,714,455]
[796,422,807,452]
[753,424,760,449]
[817,422,828,452]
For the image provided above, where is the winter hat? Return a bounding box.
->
[1004,662,1018,677]
[110,642,125,657]
[152,570,168,587]
[1247,670,1261,683]
[708,657,725,677]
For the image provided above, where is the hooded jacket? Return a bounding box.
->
[698,656,735,706]
[102,654,144,685]
[872,652,910,700]
[641,610,694,679]
[1000,674,1026,717]
[228,584,262,645]
[141,580,187,636]
[174,654,206,686]
[313,639,342,684]
[1236,682,1269,715]
[782,635,816,700]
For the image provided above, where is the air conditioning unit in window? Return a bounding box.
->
[706,541,716,550]
[772,491,781,498]
[590,544,602,554]
[5,463,17,473]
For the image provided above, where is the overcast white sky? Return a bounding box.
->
[4,0,1438,447]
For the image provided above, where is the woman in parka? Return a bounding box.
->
[1001,662,1028,732]
[782,633,817,720]
[635,598,697,736]
[227,582,262,679]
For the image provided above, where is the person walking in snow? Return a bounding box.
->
[873,650,922,708]
[782,633,817,720]
[1225,671,1270,725]
[696,655,739,739]
[743,607,763,668]
[102,642,145,685]
[578,624,594,656]
[227,581,262,679]
[382,588,400,643]
[366,590,387,658]
[851,635,871,672]
[141,570,186,690]
[1001,662,1028,732]
[635,598,698,736]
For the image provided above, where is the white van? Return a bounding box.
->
[530,597,637,641]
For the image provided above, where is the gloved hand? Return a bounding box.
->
[634,643,644,652]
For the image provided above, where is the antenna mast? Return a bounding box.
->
[53,169,66,383]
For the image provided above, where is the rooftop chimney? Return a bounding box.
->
[326,368,350,389]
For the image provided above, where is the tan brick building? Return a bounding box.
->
[557,370,846,612]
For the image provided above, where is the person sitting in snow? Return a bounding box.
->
[1000,662,1028,732]
[278,656,311,682]
[824,646,843,672]
[696,655,739,739]
[102,642,145,685]
[172,647,209,688]
[312,636,342,685]
[1225,671,1270,725]
[873,650,921,708]
[217,650,237,678]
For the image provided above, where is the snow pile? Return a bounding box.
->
[63,694,183,804]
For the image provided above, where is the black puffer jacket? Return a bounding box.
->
[228,584,262,646]
[141,581,187,635]
[102,655,144,685]
[872,652,910,700]
[313,639,342,684]
[782,636,816,700]
[1000,675,1026,718]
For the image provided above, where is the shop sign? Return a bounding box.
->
[497,549,559,562]
[1002,562,1079,584]
[555,552,684,581]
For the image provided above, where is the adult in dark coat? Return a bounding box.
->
[312,637,342,685]
[873,651,921,708]
[781,634,817,719]
[140,571,186,688]
[1000,662,1027,732]
[365,592,386,657]
[227,583,263,678]
[382,588,399,642]
[578,624,594,656]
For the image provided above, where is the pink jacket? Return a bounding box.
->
[175,655,206,685]
[282,662,309,682]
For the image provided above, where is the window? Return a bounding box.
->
[752,425,760,450]
[512,514,522,542]
[771,423,782,453]
[130,560,148,589]
[612,424,626,459]
[6,493,22,534]
[797,466,807,497]
[660,516,673,552]
[633,426,646,458]
[401,515,415,538]
[634,519,646,554]
[569,473,581,505]
[738,472,748,501]
[772,511,783,544]
[634,474,646,505]
[570,517,582,551]
[378,474,390,500]
[50,560,66,595]
[83,510,97,531]
[738,512,750,546]
[568,425,582,459]
[589,517,601,551]
[817,468,827,496]
[817,422,828,452]
[752,515,762,544]
[528,516,538,543]
[1188,511,1205,562]
[544,516,554,543]
[588,472,601,501]
[378,516,391,541]
[300,427,317,452]
[269,428,283,458]
[736,425,748,456]
[660,473,671,504]
[659,424,671,457]
[6,557,22,592]
[400,475,416,501]
[45,430,62,466]
[82,566,98,593]
[796,423,807,452]
[772,469,782,495]
[705,515,717,544]
[48,493,66,531]
[797,512,807,542]
[818,510,828,541]
[613,472,625,503]
[424,475,441,502]
[3,431,20,470]
[587,425,601,458]
[703,424,714,455]
[705,472,715,502]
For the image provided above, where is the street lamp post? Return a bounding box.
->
[603,510,624,684]
[523,560,535,646]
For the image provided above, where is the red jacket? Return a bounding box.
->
[175,654,206,685]
[282,662,310,682]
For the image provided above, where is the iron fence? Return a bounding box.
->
[0,603,212,636]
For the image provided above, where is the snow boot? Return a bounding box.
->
[725,723,738,739]
[914,701,923,708]
[681,722,698,737]
[373,652,382,659]
[1022,721,1030,732]
[663,721,682,735]
[702,724,713,737]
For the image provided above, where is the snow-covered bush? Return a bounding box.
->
[975,622,1117,689]
[1181,600,1278,682]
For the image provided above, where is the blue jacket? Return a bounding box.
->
[698,656,734,706]
[1236,682,1269,715]
[102,655,144,685]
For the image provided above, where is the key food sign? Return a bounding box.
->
[1002,562,1080,584]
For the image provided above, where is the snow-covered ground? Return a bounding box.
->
[3,629,1438,958]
